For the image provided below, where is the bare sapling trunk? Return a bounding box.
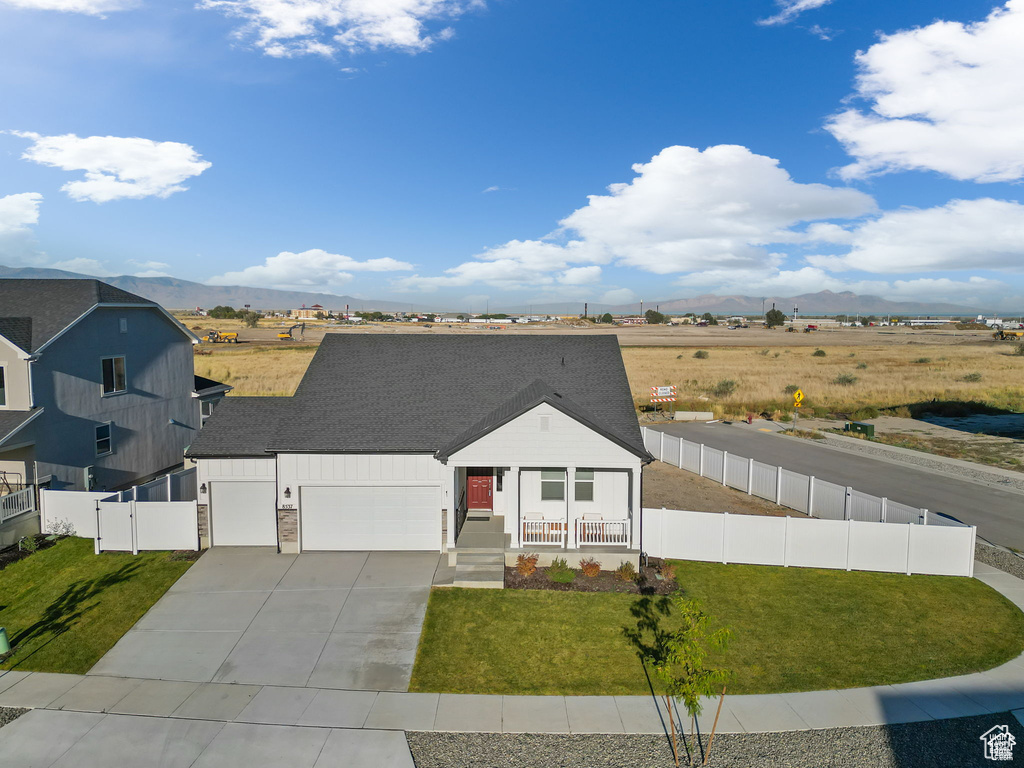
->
[703,686,727,766]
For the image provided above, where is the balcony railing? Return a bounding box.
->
[521,520,567,546]
[1,486,35,523]
[577,519,630,547]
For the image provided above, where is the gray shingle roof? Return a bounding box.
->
[0,409,40,447]
[194,375,232,397]
[185,397,289,457]
[0,279,154,353]
[189,334,649,459]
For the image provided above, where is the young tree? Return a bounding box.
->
[240,310,261,328]
[208,305,238,319]
[600,312,614,324]
[701,312,718,326]
[624,595,731,766]
[764,308,786,328]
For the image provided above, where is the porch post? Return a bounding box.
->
[509,466,521,548]
[445,466,457,551]
[566,466,576,548]
[630,463,642,549]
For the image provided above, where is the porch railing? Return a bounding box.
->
[522,520,567,546]
[1,486,36,523]
[577,519,630,547]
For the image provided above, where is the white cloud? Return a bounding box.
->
[599,288,638,305]
[49,257,112,275]
[199,0,483,58]
[559,266,601,285]
[208,248,414,291]
[127,259,171,277]
[0,192,42,235]
[807,198,1024,273]
[0,0,135,14]
[757,0,833,26]
[827,1,1024,182]
[10,131,211,203]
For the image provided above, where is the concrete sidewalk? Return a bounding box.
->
[3,558,1024,736]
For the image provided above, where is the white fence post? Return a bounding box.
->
[844,486,853,520]
[699,444,705,476]
[722,451,728,487]
[783,516,789,567]
[921,508,929,525]
[846,518,853,571]
[130,500,139,556]
[881,498,888,523]
[807,476,815,517]
[677,440,684,470]
[776,467,782,505]
[94,502,101,555]
[747,458,753,495]
[660,431,665,462]
[722,512,728,564]
[166,473,173,502]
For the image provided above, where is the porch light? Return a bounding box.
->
[284,487,292,499]
[199,483,207,495]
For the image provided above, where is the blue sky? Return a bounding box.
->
[0,0,1022,310]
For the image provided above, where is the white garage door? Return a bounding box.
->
[300,485,441,551]
[211,481,277,546]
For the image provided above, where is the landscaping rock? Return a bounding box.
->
[977,542,1024,581]
[0,706,28,730]
[407,711,1019,767]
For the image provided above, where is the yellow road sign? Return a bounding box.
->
[793,389,804,402]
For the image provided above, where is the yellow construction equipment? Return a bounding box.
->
[277,323,305,341]
[994,329,1024,341]
[201,330,239,343]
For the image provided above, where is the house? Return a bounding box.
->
[186,335,652,560]
[0,279,222,544]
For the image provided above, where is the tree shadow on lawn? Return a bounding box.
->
[5,561,144,669]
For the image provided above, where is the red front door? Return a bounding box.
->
[467,469,493,510]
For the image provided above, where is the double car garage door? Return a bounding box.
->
[209,481,441,551]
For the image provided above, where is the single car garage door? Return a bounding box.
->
[300,485,441,551]
[210,481,278,546]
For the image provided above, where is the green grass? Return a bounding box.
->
[0,537,194,674]
[410,561,1024,695]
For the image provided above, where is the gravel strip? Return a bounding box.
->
[408,712,1021,767]
[977,542,1024,580]
[811,433,1024,494]
[0,706,28,730]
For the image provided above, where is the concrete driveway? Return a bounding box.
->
[89,548,443,691]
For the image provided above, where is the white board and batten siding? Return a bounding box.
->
[518,469,630,520]
[278,453,445,552]
[197,458,276,482]
[195,458,278,546]
[446,403,642,469]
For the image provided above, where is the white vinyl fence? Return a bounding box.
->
[116,466,197,502]
[642,427,968,529]
[643,508,977,577]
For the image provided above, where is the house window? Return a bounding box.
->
[201,400,216,418]
[95,423,112,456]
[0,366,5,407]
[101,356,127,395]
[575,469,595,502]
[540,469,565,501]
[496,470,503,493]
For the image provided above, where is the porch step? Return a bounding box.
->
[453,551,505,589]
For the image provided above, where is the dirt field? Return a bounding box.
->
[641,460,798,516]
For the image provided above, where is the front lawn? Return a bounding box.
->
[0,537,195,674]
[410,560,1024,695]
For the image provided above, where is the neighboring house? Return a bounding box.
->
[194,375,233,425]
[187,335,652,557]
[0,279,225,544]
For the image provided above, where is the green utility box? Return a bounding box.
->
[845,421,875,438]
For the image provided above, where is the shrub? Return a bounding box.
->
[579,557,601,578]
[547,557,576,584]
[773,352,780,358]
[833,373,858,386]
[516,553,539,577]
[812,349,826,357]
[812,405,829,418]
[19,535,38,553]
[1014,345,1024,357]
[614,561,638,582]
[660,562,677,582]
[783,384,800,394]
[711,379,737,397]
[852,406,879,420]
[962,372,983,382]
[856,362,868,370]
[912,357,932,364]
[758,349,770,356]
[693,350,709,359]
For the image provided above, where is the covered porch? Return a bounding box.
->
[449,464,641,551]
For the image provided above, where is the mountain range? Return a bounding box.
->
[0,264,982,316]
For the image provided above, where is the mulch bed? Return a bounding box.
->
[0,534,59,572]
[504,562,679,595]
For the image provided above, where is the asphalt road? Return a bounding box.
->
[650,421,1024,551]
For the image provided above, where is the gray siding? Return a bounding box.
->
[31,307,198,490]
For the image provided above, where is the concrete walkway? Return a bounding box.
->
[3,560,1024,738]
